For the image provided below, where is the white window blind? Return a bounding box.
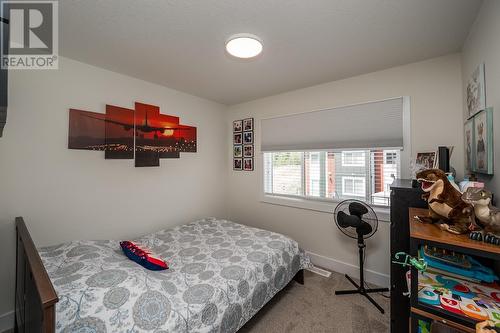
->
[261,97,404,152]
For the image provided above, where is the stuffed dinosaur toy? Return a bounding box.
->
[462,187,500,245]
[415,169,473,234]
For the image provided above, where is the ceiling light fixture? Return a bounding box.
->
[225,33,263,59]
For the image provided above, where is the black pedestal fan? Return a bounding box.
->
[334,199,389,314]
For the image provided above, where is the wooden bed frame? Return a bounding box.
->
[15,217,58,333]
[14,216,304,332]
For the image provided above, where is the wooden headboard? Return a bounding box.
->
[15,217,58,333]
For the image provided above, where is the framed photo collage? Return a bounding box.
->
[233,118,254,171]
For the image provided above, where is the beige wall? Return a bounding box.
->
[226,54,464,285]
[0,57,228,326]
[462,0,500,195]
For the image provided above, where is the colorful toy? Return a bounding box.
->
[420,248,498,283]
[417,271,500,324]
[120,241,168,271]
[462,188,500,245]
[392,252,427,272]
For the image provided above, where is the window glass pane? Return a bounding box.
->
[270,152,303,196]
[264,149,400,206]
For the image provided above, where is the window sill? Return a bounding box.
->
[260,194,391,223]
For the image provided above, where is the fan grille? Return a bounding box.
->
[334,200,378,239]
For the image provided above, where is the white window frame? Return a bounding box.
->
[259,96,412,223]
[341,151,365,167]
[341,176,366,197]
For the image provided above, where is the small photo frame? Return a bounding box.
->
[233,120,242,133]
[233,133,242,144]
[234,145,243,158]
[243,131,253,144]
[243,118,254,131]
[415,151,437,171]
[233,158,243,171]
[243,158,253,171]
[243,145,254,157]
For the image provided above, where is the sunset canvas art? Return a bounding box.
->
[68,102,197,167]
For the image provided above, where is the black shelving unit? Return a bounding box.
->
[409,207,500,333]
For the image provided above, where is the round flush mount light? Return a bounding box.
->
[225,33,263,59]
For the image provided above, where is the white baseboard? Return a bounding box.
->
[0,310,14,332]
[306,251,390,288]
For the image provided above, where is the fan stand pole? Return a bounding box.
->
[335,236,389,314]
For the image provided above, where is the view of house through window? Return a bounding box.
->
[264,150,400,206]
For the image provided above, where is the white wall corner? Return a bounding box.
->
[306,250,390,288]
[0,310,14,332]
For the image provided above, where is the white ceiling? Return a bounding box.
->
[60,0,482,105]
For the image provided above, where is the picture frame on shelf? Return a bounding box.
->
[243,158,254,171]
[472,107,493,175]
[243,144,254,157]
[243,118,254,131]
[243,131,253,144]
[234,145,243,158]
[415,151,437,171]
[233,120,242,133]
[233,158,243,171]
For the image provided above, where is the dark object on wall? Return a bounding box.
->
[390,179,427,333]
[68,102,197,167]
[0,11,9,137]
[438,146,450,173]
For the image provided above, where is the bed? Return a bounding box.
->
[15,217,310,332]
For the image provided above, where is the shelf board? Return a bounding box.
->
[411,307,475,333]
[409,208,500,255]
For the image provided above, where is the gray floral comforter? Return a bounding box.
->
[39,218,311,333]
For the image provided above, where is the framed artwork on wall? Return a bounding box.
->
[472,107,493,174]
[234,145,242,158]
[243,118,254,131]
[233,133,242,144]
[243,144,254,157]
[233,120,242,132]
[243,131,253,144]
[464,118,474,173]
[234,158,243,171]
[466,63,486,118]
[233,117,254,171]
[243,158,254,171]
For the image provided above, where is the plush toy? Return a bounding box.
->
[120,241,168,270]
[462,187,500,245]
[415,169,473,234]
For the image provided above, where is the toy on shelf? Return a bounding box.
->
[417,271,500,325]
[420,247,498,283]
[415,169,473,235]
[462,188,500,246]
[393,252,427,272]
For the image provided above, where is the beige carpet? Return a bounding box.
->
[239,269,390,333]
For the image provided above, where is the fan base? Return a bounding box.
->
[335,274,389,314]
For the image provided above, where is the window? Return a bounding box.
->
[264,149,400,206]
[385,151,397,165]
[342,151,365,167]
